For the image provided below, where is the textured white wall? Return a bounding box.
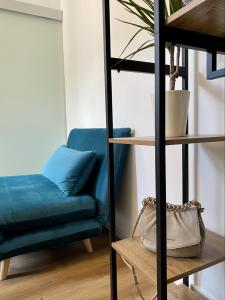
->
[62,1,224,298]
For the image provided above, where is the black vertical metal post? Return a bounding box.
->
[207,51,217,76]
[102,1,117,299]
[182,48,189,287]
[155,0,167,299]
[182,47,189,204]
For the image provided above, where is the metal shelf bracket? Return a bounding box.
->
[207,51,225,80]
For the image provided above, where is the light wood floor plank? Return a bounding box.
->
[0,233,205,299]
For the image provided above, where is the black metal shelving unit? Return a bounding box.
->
[102,0,225,299]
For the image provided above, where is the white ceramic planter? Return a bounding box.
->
[166,90,190,137]
[151,90,190,137]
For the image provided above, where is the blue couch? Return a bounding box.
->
[0,128,130,279]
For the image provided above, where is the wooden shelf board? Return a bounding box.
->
[113,230,225,284]
[118,256,205,299]
[121,278,204,300]
[168,284,205,300]
[166,0,225,38]
[109,135,225,146]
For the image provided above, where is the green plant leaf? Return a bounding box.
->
[116,0,184,66]
[117,18,154,34]
[117,0,153,27]
[117,0,142,20]
[120,27,145,57]
[170,0,183,14]
[124,41,154,60]
[128,0,152,26]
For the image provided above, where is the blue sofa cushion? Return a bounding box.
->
[0,174,96,236]
[67,128,131,225]
[43,146,97,196]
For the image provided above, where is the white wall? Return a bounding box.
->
[190,52,225,300]
[0,3,66,176]
[16,0,61,9]
[62,0,184,225]
[62,1,224,298]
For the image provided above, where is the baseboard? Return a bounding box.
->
[191,284,216,300]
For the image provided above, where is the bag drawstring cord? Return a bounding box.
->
[122,203,156,300]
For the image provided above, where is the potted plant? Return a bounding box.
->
[116,0,190,137]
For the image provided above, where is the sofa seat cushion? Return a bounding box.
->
[0,174,96,236]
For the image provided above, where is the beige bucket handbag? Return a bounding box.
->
[122,197,205,300]
[137,197,205,257]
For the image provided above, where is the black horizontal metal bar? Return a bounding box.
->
[110,57,187,78]
[165,27,225,53]
[207,67,225,80]
[207,52,225,80]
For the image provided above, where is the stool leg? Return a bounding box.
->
[0,259,10,280]
[82,239,93,253]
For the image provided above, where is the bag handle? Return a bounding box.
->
[143,197,204,213]
[132,202,148,238]
[122,202,156,300]
[121,256,157,300]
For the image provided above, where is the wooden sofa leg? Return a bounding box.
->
[82,239,93,253]
[0,259,10,281]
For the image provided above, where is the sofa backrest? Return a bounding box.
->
[67,128,131,225]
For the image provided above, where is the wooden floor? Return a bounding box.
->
[0,233,202,300]
[0,233,141,300]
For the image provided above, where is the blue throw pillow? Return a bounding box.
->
[43,146,96,196]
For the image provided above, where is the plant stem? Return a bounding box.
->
[170,45,175,90]
[170,45,175,75]
[169,46,181,90]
